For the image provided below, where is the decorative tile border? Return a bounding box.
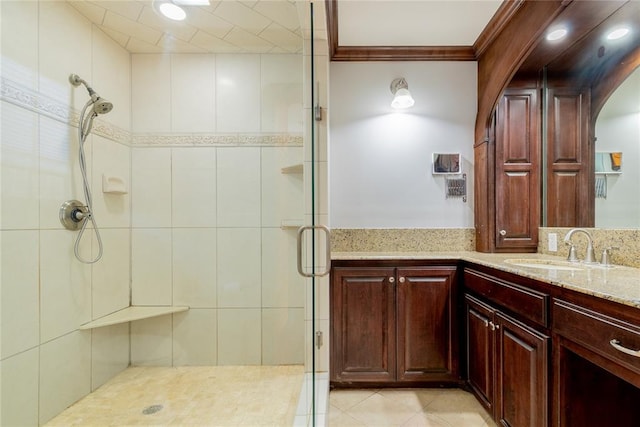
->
[1,77,131,145]
[1,77,303,148]
[331,228,476,252]
[132,133,303,147]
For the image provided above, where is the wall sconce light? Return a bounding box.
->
[390,77,415,109]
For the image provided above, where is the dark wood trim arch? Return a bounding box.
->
[474,0,567,252]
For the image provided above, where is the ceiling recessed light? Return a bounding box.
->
[546,28,568,41]
[607,28,630,40]
[159,2,186,21]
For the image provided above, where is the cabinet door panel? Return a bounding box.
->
[397,267,457,382]
[495,312,549,427]
[331,267,396,383]
[465,295,495,413]
[495,88,540,251]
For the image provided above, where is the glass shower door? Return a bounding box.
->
[296,2,330,425]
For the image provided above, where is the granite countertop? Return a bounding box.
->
[331,251,640,310]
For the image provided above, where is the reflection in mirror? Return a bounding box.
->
[595,68,640,227]
[432,153,461,174]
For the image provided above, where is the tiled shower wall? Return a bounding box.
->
[128,53,305,367]
[1,1,131,425]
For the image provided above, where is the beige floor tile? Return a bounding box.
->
[329,388,379,412]
[376,388,442,412]
[345,392,420,426]
[401,412,451,427]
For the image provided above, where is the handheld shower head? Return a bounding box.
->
[70,74,113,115]
[92,98,113,115]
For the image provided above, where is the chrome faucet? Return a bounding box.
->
[563,228,597,264]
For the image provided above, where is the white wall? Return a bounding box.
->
[595,68,640,228]
[129,53,305,367]
[329,61,477,228]
[0,1,131,425]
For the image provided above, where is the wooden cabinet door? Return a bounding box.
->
[397,267,457,382]
[495,312,549,427]
[546,86,592,227]
[465,295,495,414]
[495,88,540,251]
[330,267,396,383]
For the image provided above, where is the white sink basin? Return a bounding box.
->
[504,258,585,271]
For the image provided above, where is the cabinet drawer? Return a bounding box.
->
[464,269,548,327]
[553,300,640,375]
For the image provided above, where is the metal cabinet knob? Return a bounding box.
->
[389,277,395,283]
[399,277,405,283]
[499,230,507,236]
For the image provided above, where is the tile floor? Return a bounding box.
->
[45,365,304,426]
[328,388,497,427]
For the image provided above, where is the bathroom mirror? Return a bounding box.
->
[432,153,461,174]
[510,0,640,229]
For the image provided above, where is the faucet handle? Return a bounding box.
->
[600,246,619,266]
[565,242,579,262]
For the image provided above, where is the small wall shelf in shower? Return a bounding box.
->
[79,306,189,330]
[281,163,303,174]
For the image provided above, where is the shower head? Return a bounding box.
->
[70,74,113,115]
[92,98,113,115]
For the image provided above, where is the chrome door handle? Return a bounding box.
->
[296,225,331,278]
[610,339,640,358]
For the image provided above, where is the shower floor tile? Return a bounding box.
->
[44,365,304,426]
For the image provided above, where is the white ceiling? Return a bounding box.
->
[68,0,307,54]
[338,0,503,46]
[68,0,502,54]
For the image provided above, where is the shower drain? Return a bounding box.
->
[142,404,163,415]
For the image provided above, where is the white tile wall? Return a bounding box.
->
[132,147,172,227]
[1,230,39,359]
[217,227,261,308]
[131,54,171,132]
[131,228,172,306]
[262,308,304,365]
[217,308,261,365]
[216,147,261,227]
[172,148,216,227]
[172,228,217,307]
[91,136,131,229]
[0,102,39,230]
[39,116,88,230]
[262,228,304,308]
[261,54,303,132]
[40,230,92,343]
[39,1,93,110]
[1,1,133,423]
[130,316,173,366]
[0,0,38,89]
[0,348,39,427]
[39,331,92,424]
[171,54,216,133]
[173,309,217,366]
[90,323,130,390]
[92,26,131,131]
[92,228,131,319]
[215,54,261,132]
[261,146,304,227]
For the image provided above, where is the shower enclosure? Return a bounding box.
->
[0,0,328,425]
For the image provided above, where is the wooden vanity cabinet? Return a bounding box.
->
[464,268,550,427]
[330,262,459,386]
[552,297,640,427]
